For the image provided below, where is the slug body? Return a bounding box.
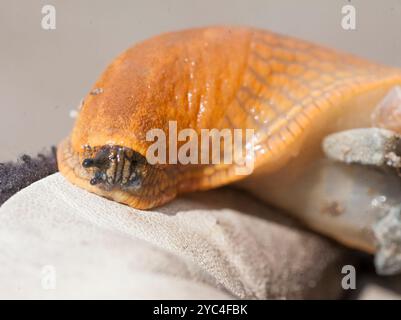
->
[58,26,401,210]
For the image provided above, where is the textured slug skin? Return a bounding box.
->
[58,26,401,209]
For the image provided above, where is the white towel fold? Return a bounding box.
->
[0,173,347,299]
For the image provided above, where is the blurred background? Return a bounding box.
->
[1,0,401,161]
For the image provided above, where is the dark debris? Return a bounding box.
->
[0,147,58,206]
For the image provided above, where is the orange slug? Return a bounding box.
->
[57,26,401,210]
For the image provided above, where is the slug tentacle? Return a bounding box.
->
[81,145,145,191]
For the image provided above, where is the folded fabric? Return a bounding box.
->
[0,173,350,299]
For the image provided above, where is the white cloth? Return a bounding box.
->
[0,173,346,299]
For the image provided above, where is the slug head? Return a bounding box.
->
[57,138,179,209]
[81,145,145,192]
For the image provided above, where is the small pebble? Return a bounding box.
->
[90,88,103,95]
